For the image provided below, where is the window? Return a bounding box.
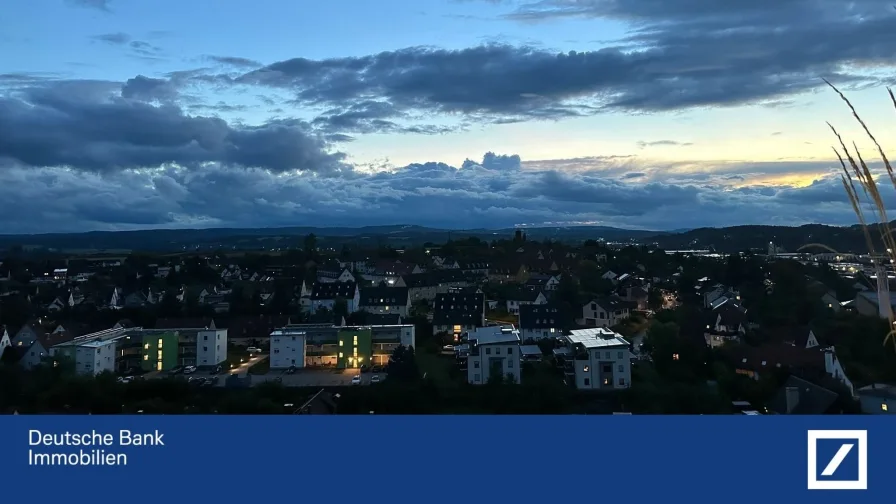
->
[291,336,296,341]
[508,360,514,368]
[339,352,344,358]
[583,366,590,372]
[339,341,344,347]
[883,403,889,412]
[605,352,610,359]
[496,347,501,354]
[486,347,492,355]
[274,349,280,354]
[158,340,163,349]
[474,374,480,382]
[353,336,358,346]
[157,350,163,359]
[672,353,680,360]
[591,303,596,310]
[603,365,611,373]
[143,355,148,361]
[353,347,358,356]
[143,343,149,350]
[203,335,208,341]
[603,378,609,385]
[474,360,480,368]
[599,312,605,319]
[617,351,623,359]
[618,378,625,386]
[584,378,590,386]
[507,347,513,355]
[203,346,208,352]
[618,364,623,372]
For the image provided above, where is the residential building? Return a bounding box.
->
[359,286,411,317]
[317,268,356,284]
[767,376,840,414]
[563,327,632,390]
[856,384,896,415]
[854,290,896,319]
[397,270,473,302]
[50,327,128,375]
[0,327,11,359]
[727,343,856,397]
[269,323,416,370]
[9,322,79,369]
[578,296,634,327]
[432,291,485,338]
[153,318,228,368]
[518,303,567,340]
[465,326,522,385]
[309,281,360,314]
[504,289,547,315]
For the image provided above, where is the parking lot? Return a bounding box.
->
[249,368,385,387]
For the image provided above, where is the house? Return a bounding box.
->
[488,264,528,284]
[578,296,634,327]
[317,268,356,284]
[707,301,747,335]
[358,286,411,317]
[465,326,522,385]
[702,283,740,309]
[10,322,80,369]
[50,327,128,376]
[518,303,567,341]
[364,260,423,284]
[504,289,547,315]
[269,323,415,370]
[621,286,649,311]
[0,326,10,359]
[766,376,839,414]
[854,291,896,319]
[397,270,472,302]
[727,343,856,397]
[432,291,485,338]
[562,327,632,390]
[309,281,360,314]
[856,384,896,414]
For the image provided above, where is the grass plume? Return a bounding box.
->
[826,80,896,349]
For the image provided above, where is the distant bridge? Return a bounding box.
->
[796,243,840,254]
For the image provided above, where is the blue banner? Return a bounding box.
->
[0,415,889,502]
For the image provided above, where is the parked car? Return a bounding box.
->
[183,365,198,374]
[247,347,262,354]
[168,366,185,375]
[371,375,381,384]
[286,366,297,375]
[351,375,362,385]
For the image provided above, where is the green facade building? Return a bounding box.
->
[141,331,179,371]
[337,328,372,369]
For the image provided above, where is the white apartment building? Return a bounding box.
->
[50,327,128,376]
[196,327,228,367]
[269,327,307,369]
[466,326,522,385]
[565,327,632,390]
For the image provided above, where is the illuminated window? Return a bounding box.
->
[339,341,344,347]
[157,350,162,359]
[672,353,680,360]
[603,378,609,385]
[157,362,162,371]
[144,343,150,350]
[583,366,590,372]
[353,348,358,356]
[353,336,358,346]
[158,340,163,348]
[453,325,461,333]
[339,352,343,358]
[884,404,889,412]
[143,355,148,361]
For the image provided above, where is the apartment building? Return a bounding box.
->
[269,323,416,370]
[51,328,128,375]
[465,325,522,385]
[154,318,228,368]
[564,327,632,390]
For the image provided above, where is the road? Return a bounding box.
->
[228,354,268,376]
[250,369,384,387]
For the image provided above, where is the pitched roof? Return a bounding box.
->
[587,296,635,311]
[727,343,826,373]
[519,303,568,329]
[310,281,357,300]
[433,292,484,325]
[767,375,838,415]
[220,315,292,339]
[359,286,409,307]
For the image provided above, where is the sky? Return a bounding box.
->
[2,0,896,233]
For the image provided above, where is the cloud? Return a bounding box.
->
[0,80,350,175]
[636,140,693,148]
[231,1,896,132]
[67,0,111,11]
[206,56,262,68]
[91,33,130,45]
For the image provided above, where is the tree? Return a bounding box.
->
[647,287,664,311]
[303,234,317,255]
[386,345,420,382]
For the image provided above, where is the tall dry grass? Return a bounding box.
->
[825,80,896,349]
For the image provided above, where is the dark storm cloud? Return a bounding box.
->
[121,75,179,102]
[233,0,896,132]
[0,80,349,174]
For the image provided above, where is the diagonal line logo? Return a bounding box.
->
[807,430,867,490]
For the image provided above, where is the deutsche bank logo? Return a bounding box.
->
[807,430,867,490]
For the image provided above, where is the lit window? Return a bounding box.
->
[339,341,344,347]
[157,350,162,359]
[453,325,461,333]
[158,340,163,349]
[353,336,358,346]
[583,366,590,372]
[339,352,343,358]
[883,404,889,412]
[672,353,680,360]
[603,378,609,385]
[143,355,148,361]
[353,348,358,356]
[144,343,149,350]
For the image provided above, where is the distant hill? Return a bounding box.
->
[0,222,885,255]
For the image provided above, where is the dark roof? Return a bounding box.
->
[767,376,838,414]
[155,318,217,330]
[433,292,484,325]
[220,315,292,339]
[365,314,402,325]
[401,269,471,288]
[310,281,357,300]
[727,343,826,373]
[503,287,543,302]
[359,286,409,307]
[588,296,635,311]
[716,302,747,327]
[519,303,568,329]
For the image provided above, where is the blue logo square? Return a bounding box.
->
[814,438,860,481]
